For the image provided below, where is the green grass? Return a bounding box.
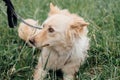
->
[0,0,120,80]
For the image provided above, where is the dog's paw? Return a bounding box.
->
[63,74,74,80]
[34,69,47,80]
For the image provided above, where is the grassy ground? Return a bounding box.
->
[0,0,120,80]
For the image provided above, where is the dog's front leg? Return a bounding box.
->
[62,63,79,80]
[33,63,47,80]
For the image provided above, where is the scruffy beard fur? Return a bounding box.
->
[22,3,90,80]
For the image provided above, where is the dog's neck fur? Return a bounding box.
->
[44,35,89,61]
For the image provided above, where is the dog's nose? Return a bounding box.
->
[29,39,35,45]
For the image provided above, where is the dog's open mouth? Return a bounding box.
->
[41,44,50,47]
[28,40,49,48]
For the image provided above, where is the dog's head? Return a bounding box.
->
[29,3,89,50]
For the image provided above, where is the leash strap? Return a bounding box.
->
[3,0,42,29]
[3,0,17,28]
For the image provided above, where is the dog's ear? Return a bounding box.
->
[71,20,89,28]
[70,17,89,37]
[48,3,60,16]
[71,16,89,27]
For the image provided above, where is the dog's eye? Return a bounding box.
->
[48,27,54,33]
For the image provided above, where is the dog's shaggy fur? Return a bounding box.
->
[18,3,89,80]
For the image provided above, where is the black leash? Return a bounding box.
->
[3,0,17,28]
[3,0,42,29]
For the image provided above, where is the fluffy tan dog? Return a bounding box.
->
[29,3,89,80]
[18,19,40,42]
